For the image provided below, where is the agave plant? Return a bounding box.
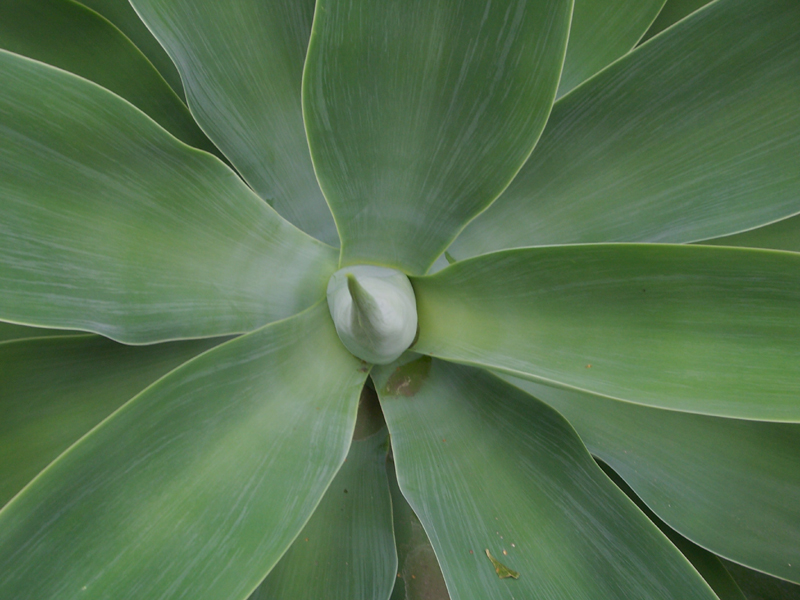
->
[1,0,799,598]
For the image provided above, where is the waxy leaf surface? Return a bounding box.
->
[0,334,223,507]
[507,377,800,583]
[702,216,800,254]
[304,0,572,274]
[129,0,337,243]
[374,359,716,600]
[557,0,664,97]
[413,245,800,421]
[452,0,800,256]
[0,0,213,153]
[642,0,714,42]
[252,429,395,600]
[0,304,367,600]
[79,0,185,99]
[0,50,336,343]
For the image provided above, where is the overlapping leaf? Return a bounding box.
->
[413,245,800,421]
[0,334,224,507]
[452,0,800,257]
[128,0,337,243]
[374,358,716,599]
[0,304,367,600]
[505,377,800,583]
[304,0,573,274]
[0,50,336,343]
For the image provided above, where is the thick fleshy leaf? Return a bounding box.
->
[78,0,184,99]
[373,358,716,599]
[702,215,800,254]
[128,0,337,244]
[722,560,800,600]
[451,0,800,257]
[0,0,215,154]
[251,428,395,600]
[0,303,368,600]
[388,458,450,600]
[641,0,714,42]
[303,0,573,274]
[0,322,76,343]
[0,50,337,343]
[412,245,800,421]
[557,0,664,97]
[597,461,746,600]
[504,376,800,583]
[0,334,224,507]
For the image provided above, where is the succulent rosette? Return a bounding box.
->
[0,0,799,599]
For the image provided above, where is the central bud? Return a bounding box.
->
[327,265,418,365]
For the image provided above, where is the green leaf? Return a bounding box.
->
[128,0,337,244]
[451,0,800,257]
[373,358,717,599]
[701,215,800,254]
[387,458,451,600]
[504,376,800,583]
[303,0,573,275]
[0,303,368,600]
[722,560,800,600]
[597,460,747,600]
[0,0,216,155]
[251,428,395,600]
[557,0,665,97]
[0,50,337,343]
[642,0,714,42]
[412,244,800,421]
[77,0,185,100]
[0,322,77,343]
[0,334,225,507]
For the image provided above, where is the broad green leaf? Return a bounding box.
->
[303,0,573,275]
[128,0,337,244]
[451,0,800,257]
[0,0,215,154]
[388,458,451,600]
[251,428,395,600]
[701,215,800,254]
[641,0,714,42]
[722,560,800,600]
[0,334,224,507]
[373,358,717,600]
[504,376,800,583]
[597,461,746,600]
[77,0,185,100]
[0,303,368,600]
[412,245,800,421]
[557,0,665,97]
[0,322,76,343]
[0,50,337,343]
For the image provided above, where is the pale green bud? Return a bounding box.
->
[326,265,418,365]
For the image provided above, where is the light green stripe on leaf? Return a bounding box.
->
[412,244,800,421]
[700,214,800,254]
[128,0,337,244]
[557,0,665,97]
[78,0,185,100]
[0,322,78,343]
[0,303,368,600]
[0,49,337,343]
[374,359,717,600]
[452,0,800,257]
[0,334,225,507]
[0,0,216,155]
[506,376,800,584]
[251,428,396,600]
[303,0,573,274]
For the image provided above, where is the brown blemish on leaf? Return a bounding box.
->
[485,549,519,580]
[382,355,432,397]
